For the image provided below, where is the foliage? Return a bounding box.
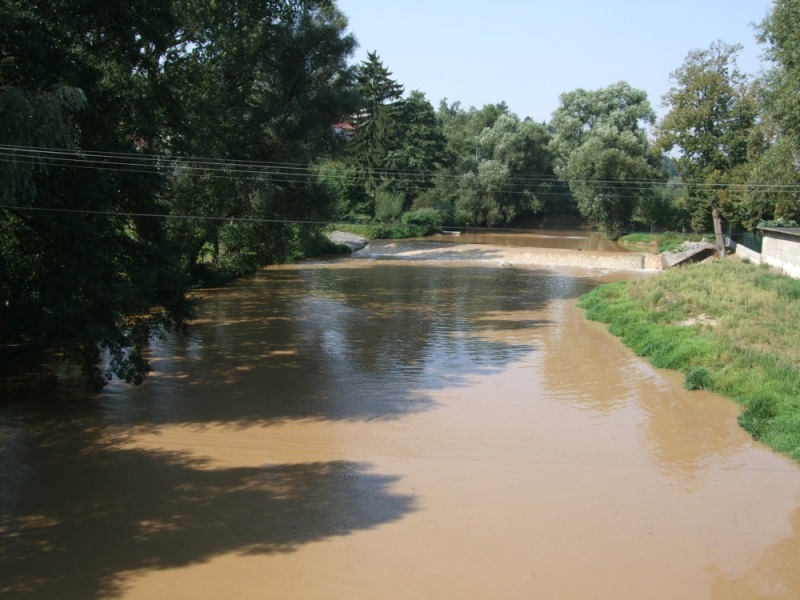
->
[350,51,404,201]
[757,0,800,150]
[0,0,359,388]
[374,189,405,223]
[437,100,510,170]
[383,91,450,207]
[332,223,431,239]
[758,218,800,229]
[1,0,193,388]
[655,41,757,233]
[744,136,800,226]
[434,110,559,227]
[549,82,662,238]
[578,260,800,462]
[317,160,371,219]
[402,207,445,228]
[164,1,358,273]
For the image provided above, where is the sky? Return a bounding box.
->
[335,0,776,124]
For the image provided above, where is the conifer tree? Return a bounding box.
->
[351,51,404,204]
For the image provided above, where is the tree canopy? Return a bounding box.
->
[654,41,757,249]
[350,50,404,202]
[1,0,358,387]
[550,82,660,238]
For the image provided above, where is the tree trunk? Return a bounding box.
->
[712,205,726,258]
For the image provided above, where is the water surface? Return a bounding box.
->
[2,240,799,599]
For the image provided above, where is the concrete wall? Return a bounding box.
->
[727,237,762,265]
[762,228,800,279]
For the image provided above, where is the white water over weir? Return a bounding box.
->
[356,239,663,270]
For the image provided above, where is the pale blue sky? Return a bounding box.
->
[335,0,775,124]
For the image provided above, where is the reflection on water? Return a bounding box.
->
[96,263,596,427]
[2,238,800,599]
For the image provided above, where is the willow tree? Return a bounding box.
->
[1,0,191,388]
[165,0,359,275]
[0,0,359,388]
[654,41,757,254]
[549,82,661,239]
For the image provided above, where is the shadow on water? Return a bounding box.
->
[0,258,601,598]
[99,263,600,428]
[0,411,414,599]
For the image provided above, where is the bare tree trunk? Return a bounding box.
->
[712,205,727,258]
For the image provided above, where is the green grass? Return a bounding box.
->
[578,260,800,463]
[619,231,710,253]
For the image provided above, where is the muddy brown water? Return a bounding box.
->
[2,236,800,599]
[424,228,640,253]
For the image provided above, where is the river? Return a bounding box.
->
[2,233,800,599]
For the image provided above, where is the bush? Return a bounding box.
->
[402,207,444,228]
[375,190,405,223]
[738,393,778,440]
[685,367,713,390]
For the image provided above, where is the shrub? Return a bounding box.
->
[738,393,778,440]
[402,207,444,228]
[375,190,405,223]
[684,367,713,390]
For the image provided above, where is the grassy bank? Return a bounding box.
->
[619,232,709,253]
[578,259,800,462]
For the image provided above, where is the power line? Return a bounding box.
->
[0,204,337,226]
[3,144,800,207]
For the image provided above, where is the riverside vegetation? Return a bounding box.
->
[578,259,800,462]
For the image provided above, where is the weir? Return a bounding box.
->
[356,239,661,270]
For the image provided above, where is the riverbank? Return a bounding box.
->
[578,259,800,463]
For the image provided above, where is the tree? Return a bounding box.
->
[164,0,359,275]
[550,82,660,239]
[438,100,509,170]
[317,160,371,220]
[748,0,800,224]
[350,51,404,204]
[455,160,509,226]
[1,0,192,388]
[654,41,757,254]
[757,0,800,149]
[383,91,449,208]
[477,114,557,220]
[0,0,359,388]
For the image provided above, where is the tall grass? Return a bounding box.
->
[578,260,800,463]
